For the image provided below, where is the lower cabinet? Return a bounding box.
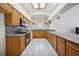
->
[6,35,25,56]
[51,34,57,50]
[66,40,79,56]
[32,31,47,38]
[47,32,52,44]
[47,32,79,56]
[56,36,66,56]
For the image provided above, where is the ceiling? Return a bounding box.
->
[9,3,79,23]
[19,3,58,22]
[20,3,58,16]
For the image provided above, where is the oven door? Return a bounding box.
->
[25,33,31,46]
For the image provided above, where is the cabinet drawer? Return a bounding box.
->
[0,3,12,14]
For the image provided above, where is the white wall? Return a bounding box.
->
[0,12,5,55]
[50,4,79,34]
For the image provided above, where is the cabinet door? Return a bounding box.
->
[43,31,47,38]
[47,32,49,41]
[47,32,49,40]
[34,31,39,38]
[52,34,56,50]
[66,46,79,56]
[12,9,20,26]
[6,36,20,56]
[23,16,30,24]
[66,40,79,56]
[57,36,66,56]
[20,35,25,53]
[20,14,24,19]
[32,31,38,38]
[0,3,12,14]
[48,33,52,44]
[5,14,13,26]
[39,31,44,38]
[5,9,21,26]
[32,31,35,38]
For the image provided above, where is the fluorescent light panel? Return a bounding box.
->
[32,3,46,9]
[40,3,46,8]
[32,3,39,8]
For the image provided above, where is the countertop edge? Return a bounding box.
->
[48,31,79,45]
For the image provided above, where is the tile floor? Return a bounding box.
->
[20,38,58,56]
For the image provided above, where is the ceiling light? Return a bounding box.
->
[31,3,47,9]
[40,3,46,8]
[32,3,39,9]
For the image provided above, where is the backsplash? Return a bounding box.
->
[6,26,27,34]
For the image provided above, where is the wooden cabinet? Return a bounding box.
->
[20,35,25,52]
[0,3,12,14]
[32,31,47,38]
[6,35,25,56]
[57,36,66,56]
[5,9,21,26]
[32,31,40,38]
[12,9,21,26]
[47,32,79,56]
[47,32,52,44]
[43,31,47,38]
[51,34,57,50]
[20,14,24,19]
[0,3,30,26]
[23,16,30,24]
[66,40,79,56]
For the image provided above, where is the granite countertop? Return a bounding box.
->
[48,31,79,45]
[6,31,31,36]
[6,33,25,36]
[29,29,56,31]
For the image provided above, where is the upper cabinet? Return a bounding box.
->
[0,3,30,26]
[20,14,24,19]
[5,9,21,26]
[23,17,30,24]
[0,3,12,14]
[12,9,21,26]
